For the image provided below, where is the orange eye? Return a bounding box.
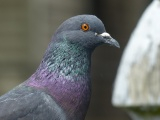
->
[81,23,89,31]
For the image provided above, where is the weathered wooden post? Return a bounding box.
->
[112,0,160,119]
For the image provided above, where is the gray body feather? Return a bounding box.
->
[0,85,66,120]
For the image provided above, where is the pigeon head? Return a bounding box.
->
[54,15,120,50]
[42,15,120,77]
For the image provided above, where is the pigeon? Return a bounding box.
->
[0,15,119,120]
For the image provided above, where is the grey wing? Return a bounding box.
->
[0,85,67,120]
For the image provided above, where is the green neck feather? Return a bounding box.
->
[43,39,91,78]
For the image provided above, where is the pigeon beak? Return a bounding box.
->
[98,32,120,48]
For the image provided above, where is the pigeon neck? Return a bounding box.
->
[42,40,92,79]
[26,39,92,119]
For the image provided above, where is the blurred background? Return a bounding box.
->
[0,0,151,120]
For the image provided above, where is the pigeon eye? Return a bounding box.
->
[81,23,89,31]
